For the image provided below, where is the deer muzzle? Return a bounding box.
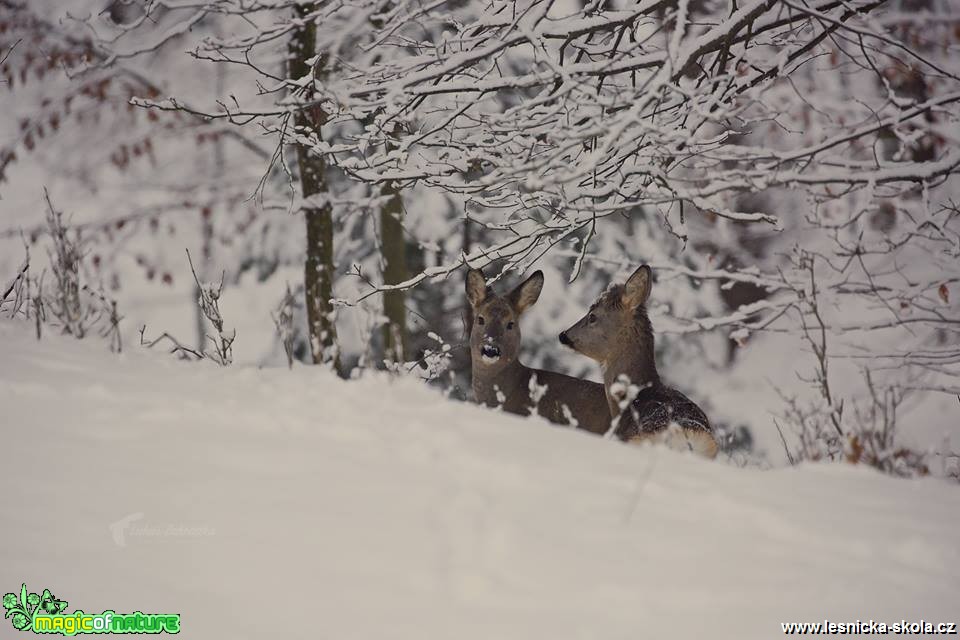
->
[480,344,502,362]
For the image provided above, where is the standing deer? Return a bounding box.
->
[559,265,718,458]
[466,268,611,434]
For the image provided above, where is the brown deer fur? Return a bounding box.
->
[466,268,611,435]
[559,265,718,458]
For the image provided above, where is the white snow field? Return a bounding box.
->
[1,318,958,639]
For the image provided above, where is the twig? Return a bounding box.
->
[1,251,29,307]
[185,249,235,366]
[139,325,204,360]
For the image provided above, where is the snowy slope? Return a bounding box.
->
[1,318,958,639]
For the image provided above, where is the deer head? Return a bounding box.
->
[466,268,544,372]
[559,265,655,372]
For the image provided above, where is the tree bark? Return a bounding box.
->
[380,179,407,363]
[289,3,339,370]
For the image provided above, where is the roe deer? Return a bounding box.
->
[466,268,611,434]
[559,265,718,458]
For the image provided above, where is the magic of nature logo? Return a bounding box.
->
[3,583,180,635]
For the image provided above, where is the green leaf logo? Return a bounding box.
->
[3,583,68,632]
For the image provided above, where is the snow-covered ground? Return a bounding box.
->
[1,318,958,639]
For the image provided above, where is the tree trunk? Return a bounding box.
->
[380,179,407,363]
[289,4,339,370]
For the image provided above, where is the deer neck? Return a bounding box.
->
[600,342,659,417]
[472,357,530,408]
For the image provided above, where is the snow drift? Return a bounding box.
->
[1,319,958,639]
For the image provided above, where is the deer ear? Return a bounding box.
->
[508,270,544,315]
[622,265,652,309]
[465,269,488,308]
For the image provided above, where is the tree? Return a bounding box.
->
[313,0,958,465]
[287,2,339,368]
[122,0,438,370]
[379,175,408,363]
[11,0,954,471]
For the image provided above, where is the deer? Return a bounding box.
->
[558,265,719,458]
[466,268,611,435]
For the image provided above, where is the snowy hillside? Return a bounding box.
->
[1,318,958,638]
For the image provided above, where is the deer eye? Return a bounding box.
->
[588,313,598,324]
[477,316,485,326]
[507,321,515,330]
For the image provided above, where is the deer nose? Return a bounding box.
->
[480,344,502,361]
[558,331,572,346]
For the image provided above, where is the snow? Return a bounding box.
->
[2,318,958,638]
